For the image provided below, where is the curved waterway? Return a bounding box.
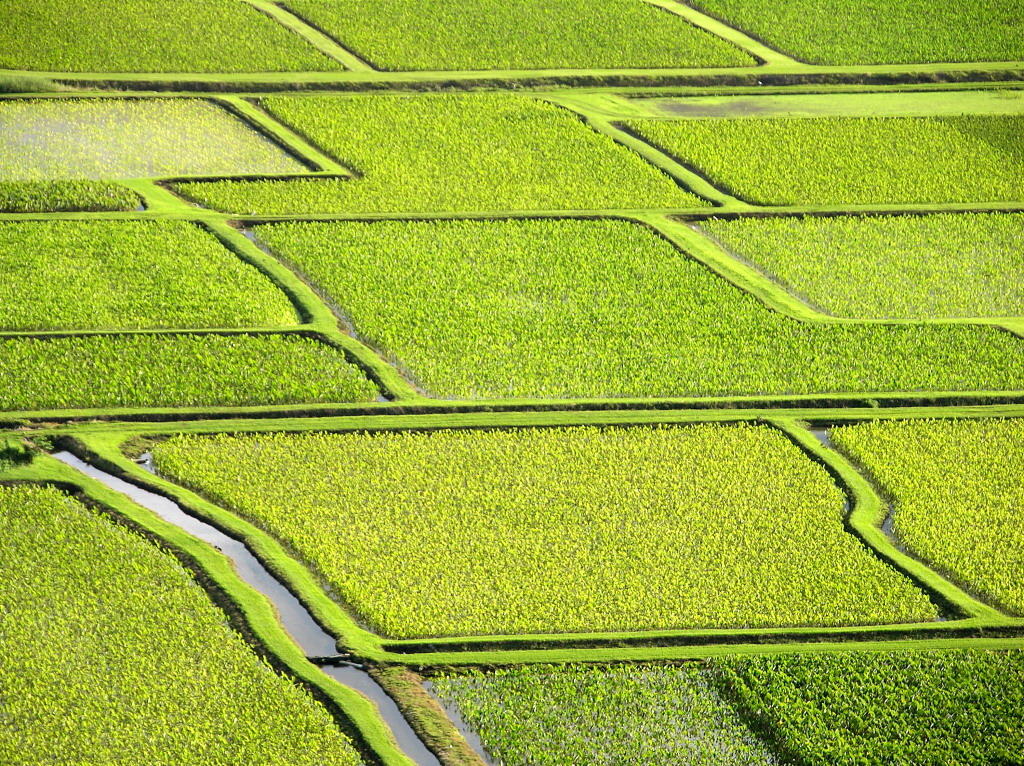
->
[52,451,441,766]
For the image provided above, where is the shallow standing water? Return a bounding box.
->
[422,680,499,766]
[52,451,441,766]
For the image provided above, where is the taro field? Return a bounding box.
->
[1,3,1023,766]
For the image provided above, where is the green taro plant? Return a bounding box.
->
[0,334,378,411]
[287,0,753,70]
[692,0,1024,64]
[177,94,700,214]
[717,649,1024,766]
[0,0,337,73]
[152,425,936,638]
[432,663,778,765]
[0,484,363,765]
[0,180,138,212]
[0,220,298,330]
[253,218,1024,399]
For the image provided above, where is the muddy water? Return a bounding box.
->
[52,451,441,766]
[808,426,835,450]
[421,680,498,766]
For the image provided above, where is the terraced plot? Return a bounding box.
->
[0,221,297,330]
[0,484,363,765]
[0,0,336,73]
[3,1,1023,761]
[0,334,377,411]
[177,94,698,214]
[627,114,1024,204]
[254,218,1024,399]
[701,213,1024,318]
[287,0,753,70]
[151,425,936,638]
[693,0,1024,64]
[432,663,777,765]
[0,99,305,180]
[435,651,1024,766]
[832,418,1024,614]
[0,180,138,213]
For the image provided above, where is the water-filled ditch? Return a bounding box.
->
[52,450,441,766]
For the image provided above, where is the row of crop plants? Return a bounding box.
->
[2,214,1024,410]
[0,0,1019,74]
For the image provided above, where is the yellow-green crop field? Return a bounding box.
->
[2,3,1023,765]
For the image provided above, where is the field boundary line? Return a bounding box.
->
[4,80,1021,102]
[0,326,305,340]
[5,202,1024,224]
[773,418,1009,622]
[369,633,1024,666]
[204,219,419,400]
[4,61,1023,90]
[11,392,1024,426]
[240,0,375,71]
[549,100,745,205]
[117,179,192,215]
[380,618,1007,652]
[641,0,798,67]
[216,96,352,174]
[0,448,416,766]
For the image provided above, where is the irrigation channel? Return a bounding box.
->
[51,451,443,766]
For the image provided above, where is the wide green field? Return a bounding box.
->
[4,2,1023,764]
[0,220,297,330]
[701,213,1024,318]
[0,484,363,764]
[627,114,1024,204]
[177,94,698,214]
[254,218,1024,399]
[832,418,1024,614]
[693,0,1024,64]
[286,0,753,70]
[152,425,936,637]
[0,0,337,73]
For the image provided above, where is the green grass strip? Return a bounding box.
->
[772,418,1008,622]
[202,218,418,400]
